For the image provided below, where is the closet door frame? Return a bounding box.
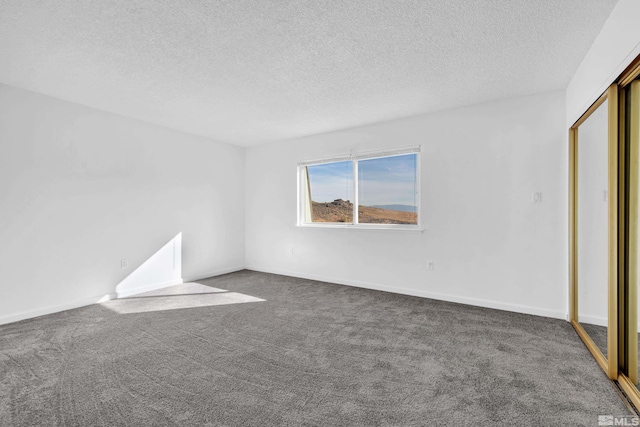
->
[569,84,619,380]
[617,59,640,409]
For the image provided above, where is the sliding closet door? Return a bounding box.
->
[569,58,640,408]
[619,78,640,406]
[570,84,619,379]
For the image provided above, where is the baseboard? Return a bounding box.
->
[0,292,117,326]
[118,264,247,297]
[245,265,567,321]
[2,265,566,326]
[182,265,246,283]
[0,266,246,326]
[116,278,184,298]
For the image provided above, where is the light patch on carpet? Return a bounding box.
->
[102,290,265,314]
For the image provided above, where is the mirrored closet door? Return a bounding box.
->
[619,76,640,407]
[570,60,640,409]
[570,84,618,379]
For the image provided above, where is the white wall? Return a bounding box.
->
[0,84,245,324]
[566,0,640,127]
[115,232,183,298]
[245,91,567,319]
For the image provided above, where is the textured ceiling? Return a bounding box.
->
[0,0,619,146]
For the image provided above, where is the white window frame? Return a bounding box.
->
[297,146,421,230]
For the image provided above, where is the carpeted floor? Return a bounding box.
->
[0,270,633,426]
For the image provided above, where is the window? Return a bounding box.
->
[298,147,420,228]
[305,160,354,223]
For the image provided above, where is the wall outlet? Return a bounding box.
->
[427,261,435,271]
[288,247,294,256]
[532,192,542,203]
[120,258,128,269]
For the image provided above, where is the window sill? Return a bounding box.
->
[296,223,424,232]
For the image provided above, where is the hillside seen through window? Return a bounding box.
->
[304,153,418,225]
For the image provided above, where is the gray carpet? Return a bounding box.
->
[0,270,633,426]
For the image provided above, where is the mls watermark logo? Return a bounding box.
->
[599,414,640,426]
[600,415,614,426]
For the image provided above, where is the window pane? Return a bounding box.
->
[357,154,418,224]
[306,161,354,223]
